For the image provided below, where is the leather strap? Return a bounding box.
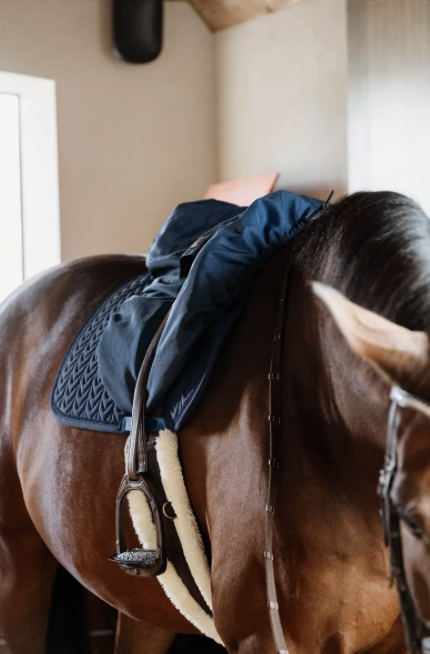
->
[265,265,291,654]
[126,313,169,480]
[379,387,430,654]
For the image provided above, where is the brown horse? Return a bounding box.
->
[1,190,429,654]
[317,228,430,643]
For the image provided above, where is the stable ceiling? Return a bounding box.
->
[172,0,304,31]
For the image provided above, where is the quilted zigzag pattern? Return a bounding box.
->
[52,272,151,428]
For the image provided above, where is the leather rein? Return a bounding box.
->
[261,260,290,653]
[379,386,430,654]
[264,261,291,654]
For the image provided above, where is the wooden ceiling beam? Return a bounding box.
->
[172,0,305,32]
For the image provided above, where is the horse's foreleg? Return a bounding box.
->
[115,612,176,654]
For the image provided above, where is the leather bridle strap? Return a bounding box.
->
[379,385,430,654]
[391,385,430,420]
[265,264,292,654]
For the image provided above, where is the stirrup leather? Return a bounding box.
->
[109,315,169,577]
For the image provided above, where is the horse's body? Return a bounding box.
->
[1,191,419,654]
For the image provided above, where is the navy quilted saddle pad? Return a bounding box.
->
[51,273,152,433]
[51,271,239,434]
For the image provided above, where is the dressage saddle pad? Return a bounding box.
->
[51,273,151,433]
[51,271,240,434]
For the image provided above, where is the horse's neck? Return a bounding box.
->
[282,269,389,494]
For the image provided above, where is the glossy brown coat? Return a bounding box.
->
[0,248,405,654]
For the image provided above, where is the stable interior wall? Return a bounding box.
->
[215,0,349,201]
[348,0,430,214]
[0,0,216,259]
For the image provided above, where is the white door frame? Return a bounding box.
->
[0,72,61,279]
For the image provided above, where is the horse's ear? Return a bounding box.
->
[311,282,430,387]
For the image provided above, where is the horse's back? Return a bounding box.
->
[0,253,147,333]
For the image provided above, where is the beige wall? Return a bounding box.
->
[348,0,430,214]
[0,0,216,259]
[215,0,349,200]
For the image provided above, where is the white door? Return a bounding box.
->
[0,72,61,306]
[0,93,24,302]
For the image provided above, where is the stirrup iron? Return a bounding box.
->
[109,473,166,576]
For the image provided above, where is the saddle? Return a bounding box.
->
[50,191,330,645]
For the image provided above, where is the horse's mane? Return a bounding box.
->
[291,191,430,331]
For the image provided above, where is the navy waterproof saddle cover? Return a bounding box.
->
[51,191,325,434]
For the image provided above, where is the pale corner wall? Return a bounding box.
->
[215,0,349,202]
[348,0,430,215]
[0,0,216,260]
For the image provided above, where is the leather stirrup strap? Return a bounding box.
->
[126,312,170,480]
[265,265,291,654]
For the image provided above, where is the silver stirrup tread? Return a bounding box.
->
[110,548,158,567]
